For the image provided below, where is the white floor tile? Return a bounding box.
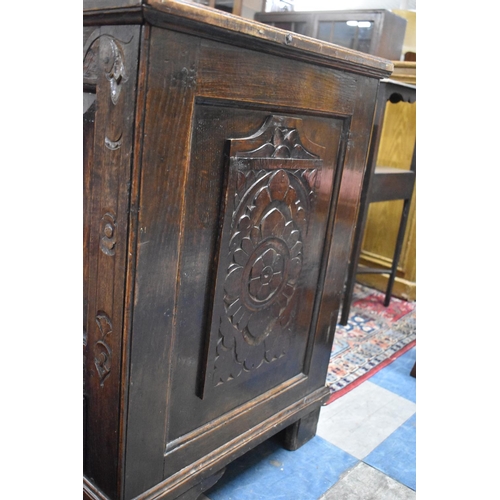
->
[317,381,415,459]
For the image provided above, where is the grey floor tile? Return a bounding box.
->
[319,379,407,425]
[319,462,416,500]
[317,381,415,459]
[320,380,392,420]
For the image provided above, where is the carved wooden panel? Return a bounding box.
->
[201,115,327,397]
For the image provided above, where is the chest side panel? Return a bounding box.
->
[126,26,379,499]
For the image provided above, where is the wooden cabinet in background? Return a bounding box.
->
[207,0,242,16]
[254,9,407,60]
[83,1,392,499]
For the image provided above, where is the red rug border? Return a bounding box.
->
[324,339,416,406]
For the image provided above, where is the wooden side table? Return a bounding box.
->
[340,78,416,325]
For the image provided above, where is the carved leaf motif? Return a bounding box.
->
[213,317,242,386]
[268,169,289,201]
[261,207,286,240]
[94,313,112,387]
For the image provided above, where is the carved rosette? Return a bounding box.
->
[100,212,117,256]
[211,122,323,388]
[171,64,197,89]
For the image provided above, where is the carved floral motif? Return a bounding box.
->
[213,165,318,385]
[100,212,116,256]
[171,65,197,89]
[224,170,305,351]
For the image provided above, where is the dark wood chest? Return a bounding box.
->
[83,2,392,498]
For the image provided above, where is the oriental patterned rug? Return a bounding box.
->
[325,284,416,405]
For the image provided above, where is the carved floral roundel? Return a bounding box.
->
[223,169,307,351]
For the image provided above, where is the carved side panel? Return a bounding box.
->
[202,116,326,397]
[83,24,141,499]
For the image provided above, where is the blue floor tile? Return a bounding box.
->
[369,347,416,403]
[205,435,358,500]
[364,413,416,491]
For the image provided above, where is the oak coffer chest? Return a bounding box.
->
[83,1,392,498]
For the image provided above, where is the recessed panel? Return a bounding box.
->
[167,104,346,443]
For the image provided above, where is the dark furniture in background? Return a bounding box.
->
[340,79,416,326]
[83,1,392,498]
[254,9,407,60]
[207,0,242,15]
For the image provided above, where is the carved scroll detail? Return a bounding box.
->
[235,126,319,160]
[94,312,113,387]
[210,121,323,389]
[100,212,117,256]
[83,33,129,105]
[102,38,127,105]
[105,134,123,150]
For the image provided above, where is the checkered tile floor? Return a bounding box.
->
[203,347,416,499]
